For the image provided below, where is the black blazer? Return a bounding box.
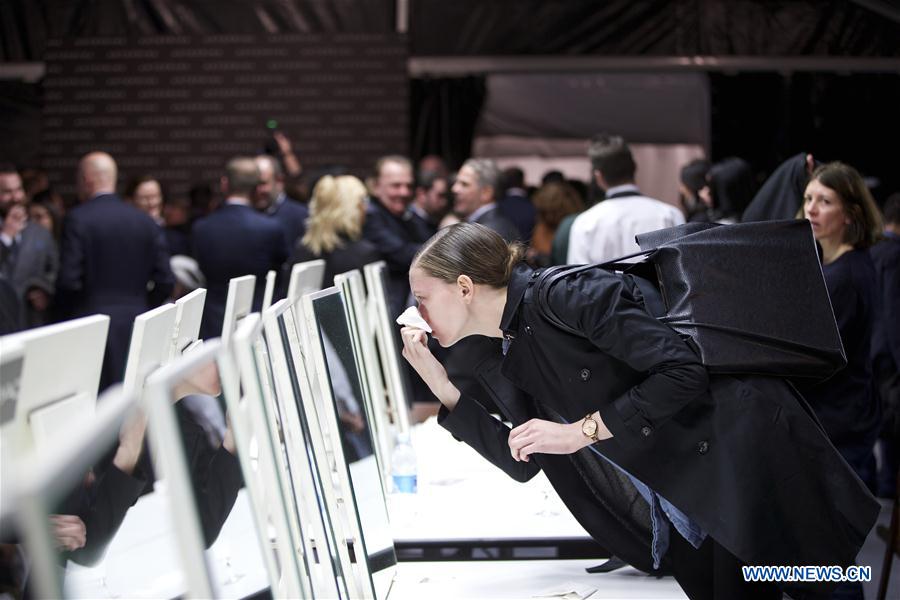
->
[362,199,432,317]
[286,236,381,289]
[472,206,521,243]
[269,194,309,249]
[192,203,289,339]
[56,194,174,387]
[499,191,535,242]
[439,263,878,588]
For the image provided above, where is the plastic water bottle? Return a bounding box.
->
[391,432,418,493]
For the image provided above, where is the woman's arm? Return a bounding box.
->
[400,326,540,482]
[557,272,709,445]
[438,396,541,482]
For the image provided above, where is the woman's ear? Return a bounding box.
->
[457,274,474,303]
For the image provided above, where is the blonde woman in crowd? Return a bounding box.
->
[285,174,380,287]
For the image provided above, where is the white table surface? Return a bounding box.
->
[389,418,591,543]
[389,559,687,600]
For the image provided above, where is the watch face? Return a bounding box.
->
[582,418,598,436]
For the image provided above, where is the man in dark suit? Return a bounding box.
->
[0,166,58,327]
[192,157,289,340]
[452,158,521,242]
[498,167,535,243]
[410,170,448,237]
[254,154,309,252]
[362,155,432,318]
[56,152,174,389]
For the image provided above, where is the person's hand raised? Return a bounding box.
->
[400,326,460,410]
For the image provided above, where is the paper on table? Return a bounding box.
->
[396,306,432,333]
[532,581,597,600]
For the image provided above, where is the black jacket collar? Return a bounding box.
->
[500,263,534,336]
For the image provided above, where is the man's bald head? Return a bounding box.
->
[77,152,118,201]
[222,156,260,200]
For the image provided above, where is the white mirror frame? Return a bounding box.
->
[1,315,110,456]
[363,262,411,434]
[169,288,207,362]
[334,269,393,488]
[13,385,137,600]
[262,299,351,599]
[287,259,326,304]
[143,341,226,599]
[221,275,256,345]
[226,314,312,599]
[300,288,378,600]
[261,269,277,313]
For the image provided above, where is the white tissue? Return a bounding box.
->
[396,305,432,333]
[532,582,597,599]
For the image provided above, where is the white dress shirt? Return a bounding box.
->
[567,184,685,264]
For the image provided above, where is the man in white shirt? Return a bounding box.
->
[567,134,684,264]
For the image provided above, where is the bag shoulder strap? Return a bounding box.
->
[533,249,659,338]
[533,265,593,337]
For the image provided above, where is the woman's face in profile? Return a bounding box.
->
[803,179,849,243]
[409,267,469,347]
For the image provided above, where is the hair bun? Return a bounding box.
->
[505,242,525,280]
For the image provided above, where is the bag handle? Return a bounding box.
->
[533,249,657,336]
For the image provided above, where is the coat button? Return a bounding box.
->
[580,368,591,381]
[641,426,652,437]
[525,325,533,335]
[698,440,709,454]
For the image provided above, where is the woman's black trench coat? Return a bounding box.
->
[437,263,878,594]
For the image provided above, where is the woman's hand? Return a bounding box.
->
[400,326,460,410]
[49,515,87,551]
[508,418,604,462]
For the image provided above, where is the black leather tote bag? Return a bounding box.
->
[536,219,846,380]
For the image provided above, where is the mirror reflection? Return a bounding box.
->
[309,289,396,596]
[254,307,347,600]
[45,352,269,599]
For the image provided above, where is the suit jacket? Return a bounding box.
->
[3,222,58,297]
[0,274,23,334]
[286,236,381,289]
[439,264,878,590]
[472,206,520,243]
[164,224,191,257]
[268,193,309,249]
[498,190,535,242]
[56,194,174,387]
[192,202,289,339]
[0,222,58,327]
[409,209,438,239]
[362,198,432,317]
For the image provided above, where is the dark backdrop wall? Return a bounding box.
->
[409,0,900,57]
[3,1,900,199]
[710,71,900,203]
[39,34,407,198]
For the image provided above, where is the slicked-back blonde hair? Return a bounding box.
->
[412,222,525,288]
[302,175,368,254]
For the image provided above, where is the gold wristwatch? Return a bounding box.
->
[581,413,600,442]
